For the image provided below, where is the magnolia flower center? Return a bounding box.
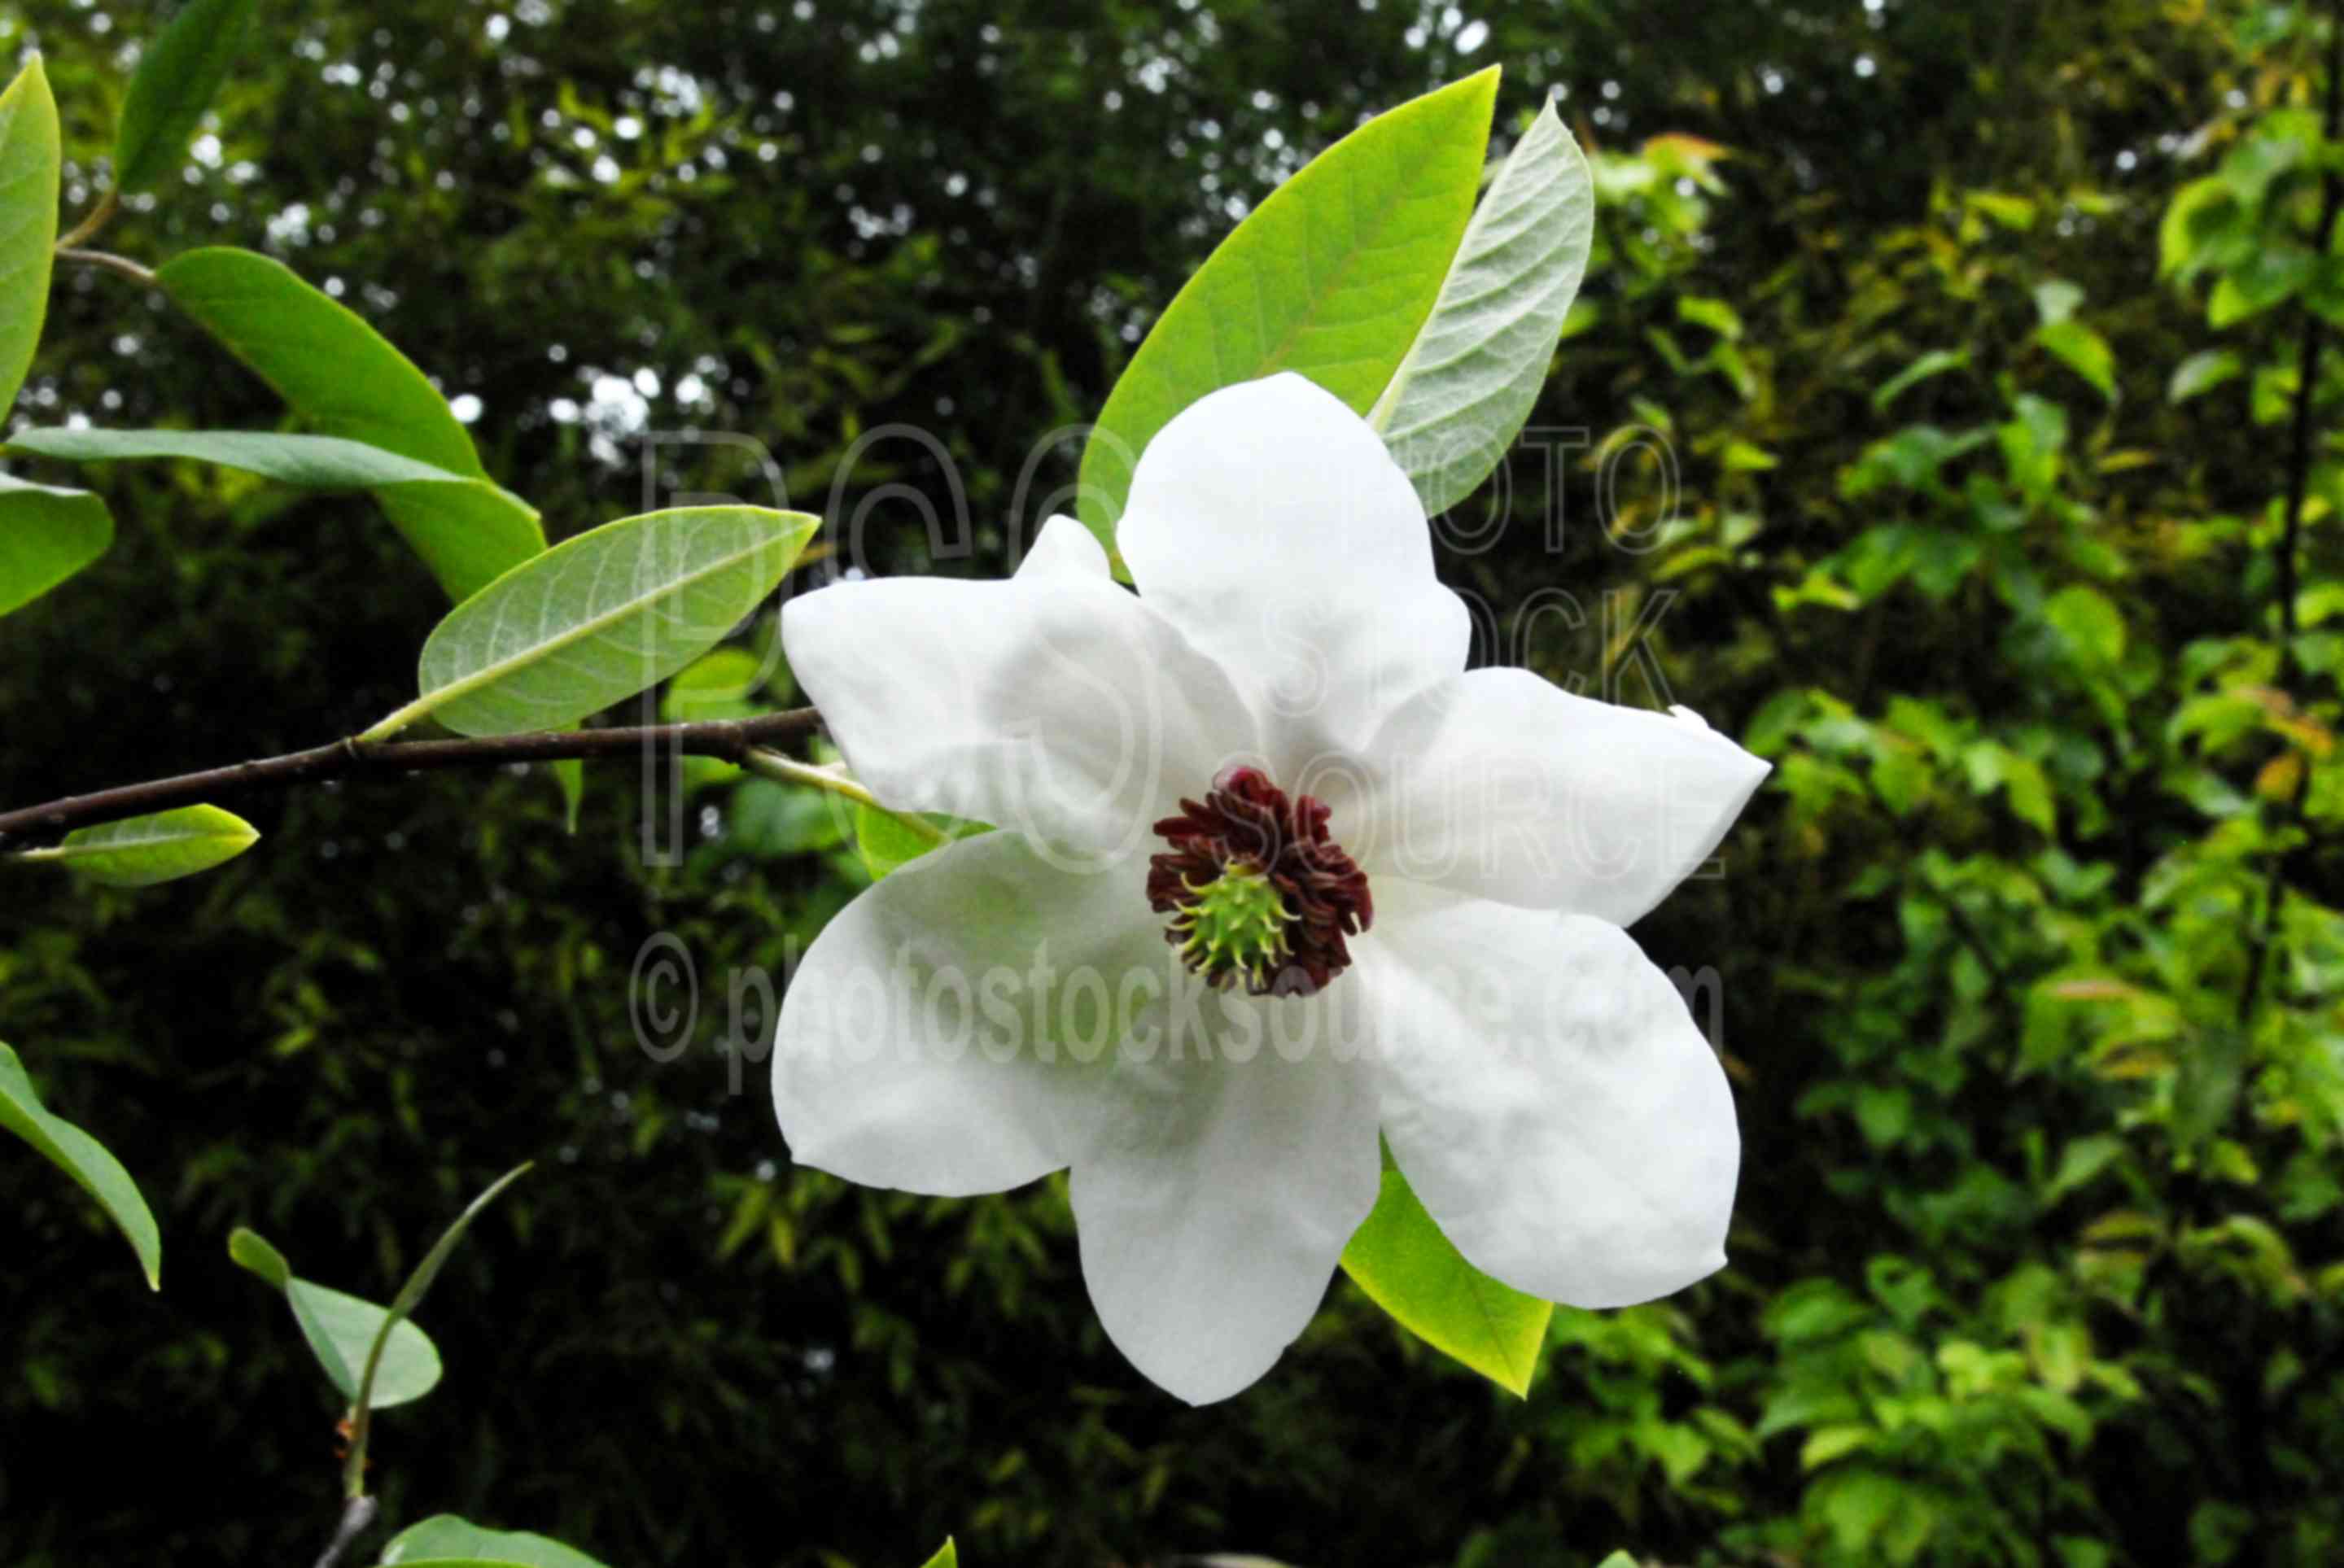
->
[1147,766,1372,997]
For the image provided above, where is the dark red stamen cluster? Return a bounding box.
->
[1148,765,1373,997]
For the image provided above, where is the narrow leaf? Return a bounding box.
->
[1077,68,1499,553]
[115,0,262,193]
[2168,347,2244,404]
[1870,348,1969,413]
[226,1225,291,1286]
[917,1541,960,1568]
[0,57,60,412]
[156,247,544,599]
[365,507,820,740]
[227,1225,444,1407]
[1371,97,1594,516]
[552,758,584,834]
[348,1163,532,1424]
[379,1517,610,1568]
[9,425,537,605]
[2036,321,2117,402]
[16,803,258,886]
[10,426,472,487]
[0,1041,162,1288]
[1340,1166,1550,1395]
[0,474,113,616]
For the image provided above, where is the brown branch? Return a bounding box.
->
[0,709,821,852]
[309,1494,378,1568]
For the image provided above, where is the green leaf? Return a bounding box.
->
[2158,176,2235,281]
[227,1227,442,1407]
[15,803,259,886]
[727,779,850,856]
[378,1515,609,1568]
[7,430,546,597]
[0,57,60,413]
[114,0,262,193]
[852,800,977,880]
[1077,68,1499,552]
[2032,278,2084,327]
[661,645,775,787]
[2044,584,2126,666]
[155,248,544,600]
[9,426,474,487]
[1371,97,1594,516]
[2210,242,2316,328]
[661,646,773,725]
[0,1041,161,1288]
[552,758,584,834]
[2168,347,2245,404]
[916,1542,959,1568]
[0,473,113,616]
[365,507,820,740]
[1593,1554,1641,1568]
[2035,321,2115,401]
[855,801,941,879]
[1340,1166,1550,1395]
[1870,348,1968,413]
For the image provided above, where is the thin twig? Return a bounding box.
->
[55,246,157,287]
[309,1494,378,1568]
[0,709,822,852]
[2238,5,2344,1026]
[742,748,947,844]
[55,185,119,251]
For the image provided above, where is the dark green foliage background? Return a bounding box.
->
[3,1,2342,1564]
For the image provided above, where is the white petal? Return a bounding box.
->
[1016,513,1111,581]
[772,831,1165,1196]
[782,560,1258,859]
[1337,669,1770,927]
[1114,373,1469,774]
[1070,991,1380,1404]
[1355,881,1739,1308]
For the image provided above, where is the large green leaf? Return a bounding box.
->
[14,802,259,886]
[363,506,820,740]
[0,57,59,413]
[0,473,113,617]
[9,426,474,487]
[1340,1166,1550,1396]
[158,248,484,472]
[227,1227,443,1408]
[917,1541,959,1568]
[0,1041,161,1288]
[378,1515,609,1568]
[1075,68,1498,553]
[115,0,262,193]
[1371,97,1594,516]
[155,247,544,600]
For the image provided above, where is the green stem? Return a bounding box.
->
[741,749,947,845]
[342,1163,533,1499]
[55,246,155,287]
[55,185,118,251]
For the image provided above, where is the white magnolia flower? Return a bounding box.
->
[773,373,1770,1404]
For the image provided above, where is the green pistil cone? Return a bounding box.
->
[1173,863,1288,989]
